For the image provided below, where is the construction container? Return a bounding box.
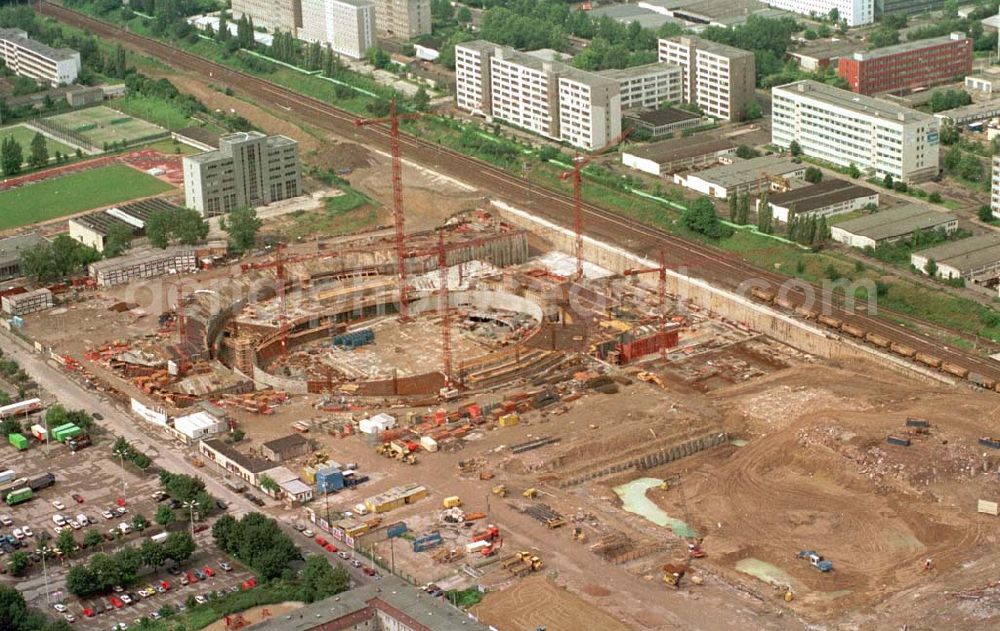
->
[499,413,520,428]
[30,424,47,442]
[841,324,865,338]
[466,540,490,553]
[941,362,969,379]
[412,531,443,552]
[905,418,930,428]
[331,328,374,349]
[301,465,320,485]
[890,342,916,358]
[8,433,28,451]
[978,437,1000,449]
[315,466,344,492]
[420,436,438,452]
[886,435,911,447]
[0,470,14,484]
[817,314,843,329]
[28,473,54,491]
[914,353,942,369]
[969,372,996,389]
[5,487,32,505]
[52,424,82,443]
[442,496,462,509]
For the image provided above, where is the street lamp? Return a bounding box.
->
[113,446,128,506]
[38,544,51,608]
[183,500,197,538]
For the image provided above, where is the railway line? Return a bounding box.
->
[37,1,1000,386]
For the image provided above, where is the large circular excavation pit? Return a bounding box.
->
[250,290,546,395]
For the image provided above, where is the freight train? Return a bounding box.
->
[749,287,996,391]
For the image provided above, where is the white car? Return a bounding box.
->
[194,595,207,605]
[53,603,68,613]
[52,515,66,527]
[101,510,115,520]
[69,520,81,530]
[22,526,32,537]
[0,515,11,526]
[63,612,75,623]
[53,525,65,534]
[12,528,24,540]
[301,529,314,537]
[120,594,132,606]
[51,500,65,510]
[115,507,127,516]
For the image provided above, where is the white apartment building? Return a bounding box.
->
[231,0,302,32]
[374,0,431,39]
[0,29,80,87]
[558,71,622,150]
[299,0,375,60]
[762,0,874,26]
[599,63,683,109]
[488,48,564,141]
[455,40,495,115]
[658,36,756,122]
[772,80,940,183]
[991,155,1000,219]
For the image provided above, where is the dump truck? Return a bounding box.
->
[471,524,500,543]
[797,550,833,572]
[663,562,687,588]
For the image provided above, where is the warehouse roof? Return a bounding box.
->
[835,204,957,241]
[624,106,700,127]
[767,179,878,213]
[624,136,735,163]
[852,33,967,61]
[262,433,309,453]
[201,439,271,473]
[789,40,864,63]
[914,233,1000,273]
[689,155,802,188]
[775,80,935,123]
[88,246,195,275]
[0,233,46,266]
[70,198,180,237]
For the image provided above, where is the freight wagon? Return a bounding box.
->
[914,353,943,369]
[817,314,843,329]
[941,362,969,379]
[0,398,42,419]
[864,333,891,349]
[841,324,865,339]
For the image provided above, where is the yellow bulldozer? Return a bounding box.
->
[492,485,508,498]
[522,488,538,499]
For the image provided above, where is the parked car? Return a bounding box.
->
[179,575,189,586]
[91,412,103,420]
[72,494,84,504]
[110,597,123,609]
[362,567,376,576]
[215,500,227,510]
[338,551,350,560]
[219,561,232,572]
[301,529,314,538]
[51,501,65,511]
[114,507,127,517]
[350,560,362,568]
[22,526,32,537]
[194,595,207,605]
[0,515,11,526]
[202,566,215,577]
[119,594,132,606]
[193,569,206,580]
[112,585,124,593]
[101,510,114,520]
[63,612,75,623]
[53,603,68,613]
[167,566,182,576]
[12,528,24,540]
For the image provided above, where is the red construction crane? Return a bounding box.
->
[623,248,669,322]
[355,100,422,319]
[437,231,452,386]
[560,128,633,279]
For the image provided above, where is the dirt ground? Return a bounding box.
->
[472,575,631,631]
[200,602,304,631]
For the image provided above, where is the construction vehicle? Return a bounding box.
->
[572,527,587,543]
[797,550,833,572]
[687,542,706,559]
[522,488,538,499]
[545,516,566,529]
[658,481,669,491]
[431,548,462,564]
[377,441,419,465]
[464,511,487,521]
[442,496,463,509]
[663,563,687,588]
[471,524,500,543]
[491,485,507,498]
[481,539,503,557]
[516,551,543,571]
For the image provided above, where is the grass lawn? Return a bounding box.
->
[111,94,195,131]
[45,105,166,147]
[140,138,201,155]
[0,124,77,163]
[0,164,173,230]
[279,189,378,239]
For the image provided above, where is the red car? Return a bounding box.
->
[82,608,95,618]
[110,597,123,609]
[72,494,85,504]
[315,537,328,547]
[241,578,257,590]
[324,543,338,553]
[159,580,171,591]
[202,566,215,578]
[186,572,198,584]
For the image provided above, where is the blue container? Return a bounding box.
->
[315,466,344,492]
[332,328,375,349]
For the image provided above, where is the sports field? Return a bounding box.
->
[0,164,173,230]
[44,105,167,147]
[0,124,77,163]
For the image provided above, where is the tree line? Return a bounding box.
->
[212,513,301,580]
[65,531,196,597]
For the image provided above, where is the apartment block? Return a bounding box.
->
[455,40,496,115]
[658,36,756,122]
[299,0,375,60]
[183,132,302,217]
[880,0,948,17]
[231,0,302,32]
[374,0,431,39]
[598,62,683,109]
[762,0,873,26]
[772,80,940,183]
[837,33,972,96]
[0,28,80,87]
[991,156,1000,219]
[558,70,622,150]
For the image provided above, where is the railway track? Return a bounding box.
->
[39,2,1000,385]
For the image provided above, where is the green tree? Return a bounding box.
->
[57,529,77,558]
[103,222,133,258]
[0,418,20,436]
[220,207,262,253]
[681,197,726,239]
[155,504,175,527]
[65,565,99,597]
[804,166,823,183]
[132,514,149,532]
[869,27,900,48]
[83,529,104,549]
[162,532,196,564]
[139,539,166,568]
[978,204,994,222]
[145,210,173,249]
[172,208,209,245]
[6,550,29,576]
[735,145,759,159]
[757,191,772,234]
[366,47,391,69]
[925,258,938,276]
[457,6,472,23]
[413,86,430,112]
[847,163,861,178]
[788,140,801,156]
[1,136,23,175]
[299,555,351,603]
[0,585,28,629]
[259,474,279,495]
[883,173,893,189]
[958,154,984,181]
[28,132,48,170]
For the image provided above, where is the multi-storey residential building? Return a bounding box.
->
[657,36,756,122]
[374,0,431,39]
[762,0,873,26]
[183,132,302,217]
[231,0,302,32]
[991,156,1000,219]
[879,0,948,17]
[837,33,972,96]
[299,0,375,59]
[599,63,683,109]
[772,80,940,183]
[0,29,80,87]
[454,41,626,150]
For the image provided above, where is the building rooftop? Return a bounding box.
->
[774,80,935,123]
[789,39,863,62]
[666,35,753,59]
[690,155,803,187]
[914,233,1000,273]
[524,48,571,63]
[201,439,271,473]
[624,136,735,163]
[625,106,701,127]
[836,204,957,241]
[0,233,46,266]
[853,33,967,61]
[600,62,681,81]
[88,246,195,275]
[262,433,309,454]
[0,28,79,61]
[254,576,488,631]
[642,0,789,27]
[492,45,617,89]
[767,179,878,213]
[589,4,681,29]
[934,100,1000,124]
[70,198,180,237]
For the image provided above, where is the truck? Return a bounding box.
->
[5,487,32,506]
[797,550,833,572]
[30,425,47,442]
[8,433,28,451]
[442,496,462,509]
[27,473,55,492]
[68,434,91,452]
[0,470,14,485]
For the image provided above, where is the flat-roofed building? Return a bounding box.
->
[0,233,46,281]
[88,246,197,287]
[830,203,957,248]
[772,80,940,183]
[199,439,270,486]
[764,179,879,223]
[0,28,80,87]
[231,0,302,32]
[374,0,431,39]
[299,0,375,60]
[763,0,873,26]
[599,63,683,110]
[966,73,1000,95]
[557,68,622,151]
[911,233,1000,282]
[622,136,735,176]
[837,33,972,96]
[1,288,53,316]
[674,155,806,198]
[624,107,701,138]
[658,35,756,121]
[68,198,180,252]
[183,132,301,217]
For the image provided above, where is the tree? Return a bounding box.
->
[65,565,99,597]
[162,532,196,563]
[132,514,149,532]
[221,207,262,253]
[978,204,994,222]
[735,145,759,159]
[155,505,175,527]
[103,222,133,258]
[172,208,209,245]
[145,210,173,249]
[804,166,823,183]
[83,529,104,549]
[413,86,430,112]
[57,529,77,558]
[869,27,900,48]
[958,154,984,182]
[139,539,167,568]
[457,6,472,23]
[299,555,351,603]
[259,474,279,495]
[366,47,391,70]
[828,8,839,22]
[681,197,726,239]
[883,173,893,189]
[0,418,21,436]
[1,136,23,175]
[28,132,48,170]
[212,514,238,551]
[757,191,772,234]
[6,550,29,576]
[788,140,802,156]
[847,163,861,179]
[0,585,28,630]
[925,258,938,277]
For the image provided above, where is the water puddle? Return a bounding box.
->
[735,558,798,589]
[613,477,698,538]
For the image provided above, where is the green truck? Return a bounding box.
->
[8,433,27,451]
[5,487,32,505]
